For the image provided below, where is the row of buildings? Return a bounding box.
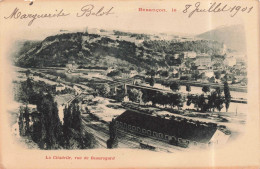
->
[168,51,247,83]
[178,51,246,68]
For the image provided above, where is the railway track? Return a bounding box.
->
[81,117,140,149]
[81,120,107,148]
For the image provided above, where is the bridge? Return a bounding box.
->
[67,76,248,104]
[100,76,248,104]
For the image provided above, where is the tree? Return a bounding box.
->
[149,77,155,87]
[24,105,30,135]
[18,77,35,104]
[209,76,215,83]
[200,72,206,80]
[176,94,184,110]
[215,87,222,95]
[170,81,180,92]
[224,81,231,112]
[214,71,221,80]
[191,70,200,81]
[25,69,31,78]
[63,106,72,147]
[142,90,152,105]
[107,70,122,77]
[78,131,96,149]
[99,83,110,97]
[156,92,170,108]
[208,91,217,112]
[36,93,63,149]
[202,85,210,94]
[232,77,236,84]
[186,95,192,106]
[186,84,191,93]
[31,119,43,143]
[184,59,192,68]
[129,89,143,103]
[107,118,118,149]
[169,94,183,110]
[18,106,26,136]
[71,103,82,132]
[198,94,207,112]
[63,103,96,149]
[215,96,224,112]
[113,89,126,102]
[192,95,200,111]
[146,69,156,77]
[161,70,169,77]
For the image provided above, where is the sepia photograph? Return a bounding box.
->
[11,25,247,152]
[0,0,259,169]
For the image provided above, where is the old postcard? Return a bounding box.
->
[0,0,259,168]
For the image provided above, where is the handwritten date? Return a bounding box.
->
[183,2,253,18]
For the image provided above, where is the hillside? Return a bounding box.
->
[197,25,246,53]
[14,32,225,69]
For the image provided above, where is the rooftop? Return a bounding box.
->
[56,84,64,87]
[116,110,218,143]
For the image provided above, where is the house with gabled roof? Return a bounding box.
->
[55,83,66,92]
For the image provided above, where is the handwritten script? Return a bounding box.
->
[183,2,253,18]
[3,2,254,26]
[3,4,114,26]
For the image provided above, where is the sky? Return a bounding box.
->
[1,1,244,41]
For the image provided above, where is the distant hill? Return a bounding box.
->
[197,25,246,53]
[14,32,225,69]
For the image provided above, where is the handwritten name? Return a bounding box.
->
[183,2,253,18]
[3,8,70,26]
[76,4,114,17]
[3,4,114,26]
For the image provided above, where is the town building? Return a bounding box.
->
[134,39,144,45]
[224,56,236,67]
[195,54,212,67]
[183,51,197,59]
[221,44,227,55]
[12,121,20,138]
[226,52,246,66]
[114,110,230,147]
[172,69,179,78]
[236,57,246,66]
[73,85,82,95]
[66,60,78,71]
[197,65,208,73]
[56,84,66,92]
[173,54,179,59]
[234,75,246,83]
[197,66,214,78]
[106,67,116,73]
[86,27,100,34]
[122,70,138,78]
[205,70,214,78]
